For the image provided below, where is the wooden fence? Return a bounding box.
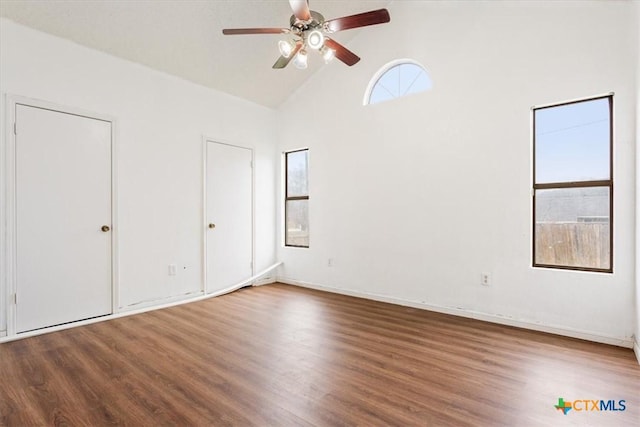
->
[535,223,610,269]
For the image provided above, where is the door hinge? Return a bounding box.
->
[12,293,17,305]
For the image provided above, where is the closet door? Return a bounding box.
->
[206,141,253,294]
[15,104,112,333]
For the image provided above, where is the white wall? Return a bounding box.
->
[635,0,640,359]
[277,1,637,345]
[0,19,278,334]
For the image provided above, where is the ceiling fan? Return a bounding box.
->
[222,0,390,69]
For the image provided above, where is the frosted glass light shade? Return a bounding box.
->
[278,40,294,58]
[307,30,324,50]
[322,47,335,63]
[293,51,308,69]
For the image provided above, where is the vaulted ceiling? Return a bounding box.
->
[0,0,390,108]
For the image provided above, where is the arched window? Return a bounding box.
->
[364,59,432,105]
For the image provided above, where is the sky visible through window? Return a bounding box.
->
[286,150,308,197]
[535,98,610,183]
[368,62,431,105]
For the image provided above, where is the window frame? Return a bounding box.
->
[532,94,613,273]
[284,148,309,248]
[363,58,431,106]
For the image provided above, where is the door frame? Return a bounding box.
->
[2,95,118,336]
[202,137,255,295]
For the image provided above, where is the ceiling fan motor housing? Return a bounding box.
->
[290,11,325,34]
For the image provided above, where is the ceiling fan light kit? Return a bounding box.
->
[293,50,308,69]
[321,46,335,63]
[278,39,295,58]
[222,0,390,70]
[306,29,324,50]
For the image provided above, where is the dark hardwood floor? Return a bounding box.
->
[1,283,638,426]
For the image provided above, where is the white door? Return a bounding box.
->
[15,104,112,333]
[206,141,253,294]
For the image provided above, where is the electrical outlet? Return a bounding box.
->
[168,264,177,276]
[481,272,491,286]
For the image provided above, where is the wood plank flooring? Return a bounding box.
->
[1,283,638,426]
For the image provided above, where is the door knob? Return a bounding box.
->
[101,225,110,232]
[208,223,216,229]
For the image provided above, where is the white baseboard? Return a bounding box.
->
[634,337,640,365]
[120,290,204,311]
[0,286,238,344]
[277,277,634,349]
[253,276,276,286]
[0,262,282,344]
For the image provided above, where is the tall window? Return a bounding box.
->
[533,95,613,272]
[285,149,309,248]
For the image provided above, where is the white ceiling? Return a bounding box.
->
[0,0,390,108]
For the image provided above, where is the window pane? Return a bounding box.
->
[286,150,308,197]
[366,60,431,105]
[534,187,610,269]
[286,199,309,247]
[370,84,395,104]
[535,98,610,183]
[399,63,432,96]
[405,69,432,95]
[377,64,400,97]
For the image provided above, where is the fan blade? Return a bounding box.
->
[324,38,360,66]
[273,41,304,69]
[222,28,289,35]
[289,0,311,21]
[324,9,390,33]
